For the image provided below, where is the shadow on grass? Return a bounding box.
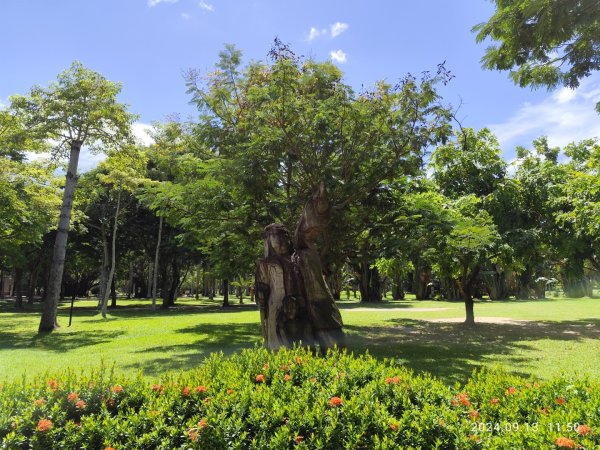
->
[345,317,600,384]
[0,327,126,352]
[122,322,263,377]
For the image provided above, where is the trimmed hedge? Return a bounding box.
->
[0,347,597,449]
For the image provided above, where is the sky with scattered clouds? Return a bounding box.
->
[1,0,598,171]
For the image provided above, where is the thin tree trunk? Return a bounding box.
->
[98,225,109,308]
[127,260,133,299]
[39,141,81,332]
[151,215,163,310]
[146,260,153,298]
[102,190,121,318]
[14,268,23,309]
[222,278,229,307]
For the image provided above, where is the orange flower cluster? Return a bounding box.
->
[469,410,480,420]
[48,380,59,391]
[105,447,115,450]
[198,418,208,429]
[255,374,265,383]
[555,397,566,405]
[385,376,400,385]
[505,386,518,395]
[262,363,270,370]
[226,389,235,395]
[111,385,123,394]
[453,393,470,407]
[280,364,290,372]
[283,374,292,382]
[293,435,304,444]
[181,386,190,397]
[67,392,78,402]
[489,398,499,405]
[75,400,86,409]
[34,399,46,407]
[577,424,592,436]
[151,384,163,393]
[36,419,53,432]
[329,396,343,407]
[389,420,400,431]
[555,437,575,449]
[195,385,207,393]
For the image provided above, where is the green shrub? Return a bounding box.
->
[0,347,597,449]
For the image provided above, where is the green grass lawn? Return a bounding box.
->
[1,295,598,385]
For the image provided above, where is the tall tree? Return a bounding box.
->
[10,61,136,332]
[474,0,600,112]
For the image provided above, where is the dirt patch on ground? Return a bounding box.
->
[426,316,531,325]
[349,307,451,312]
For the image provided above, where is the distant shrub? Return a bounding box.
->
[0,347,597,449]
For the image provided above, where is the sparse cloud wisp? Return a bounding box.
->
[330,22,349,38]
[148,0,178,7]
[488,75,600,151]
[307,22,349,41]
[198,0,214,12]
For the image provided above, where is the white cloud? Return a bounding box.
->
[132,122,155,147]
[330,50,347,64]
[148,0,178,7]
[308,26,326,41]
[198,0,214,12]
[488,75,600,151]
[181,12,191,20]
[307,22,349,41]
[330,22,349,38]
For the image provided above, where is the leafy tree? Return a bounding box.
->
[10,61,137,332]
[474,0,600,112]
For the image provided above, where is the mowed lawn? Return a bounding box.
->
[1,295,599,385]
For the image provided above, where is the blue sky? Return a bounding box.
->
[2,0,599,170]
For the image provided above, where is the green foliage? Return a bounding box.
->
[9,61,137,154]
[474,0,600,112]
[1,347,597,449]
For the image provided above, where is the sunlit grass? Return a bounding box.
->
[1,295,598,385]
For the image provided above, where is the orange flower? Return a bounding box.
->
[456,393,470,407]
[438,419,446,428]
[255,374,265,383]
[188,429,199,442]
[181,386,190,396]
[105,447,115,450]
[555,437,575,449]
[389,420,400,431]
[36,419,53,432]
[226,389,235,395]
[295,357,304,365]
[34,399,46,407]
[385,376,401,385]
[555,397,566,405]
[329,396,343,407]
[48,380,58,391]
[151,384,163,393]
[490,398,499,405]
[195,385,207,393]
[111,385,123,393]
[283,374,292,382]
[539,407,549,415]
[469,410,480,420]
[75,400,86,409]
[263,363,270,370]
[505,386,517,395]
[198,418,208,429]
[577,424,592,436]
[67,392,78,402]
[294,435,304,444]
[280,364,290,372]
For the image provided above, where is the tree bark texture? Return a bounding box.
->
[39,141,81,332]
[151,215,163,310]
[102,190,121,317]
[356,262,382,302]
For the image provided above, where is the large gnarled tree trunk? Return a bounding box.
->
[39,141,81,332]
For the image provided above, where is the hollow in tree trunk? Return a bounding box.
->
[39,141,81,332]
